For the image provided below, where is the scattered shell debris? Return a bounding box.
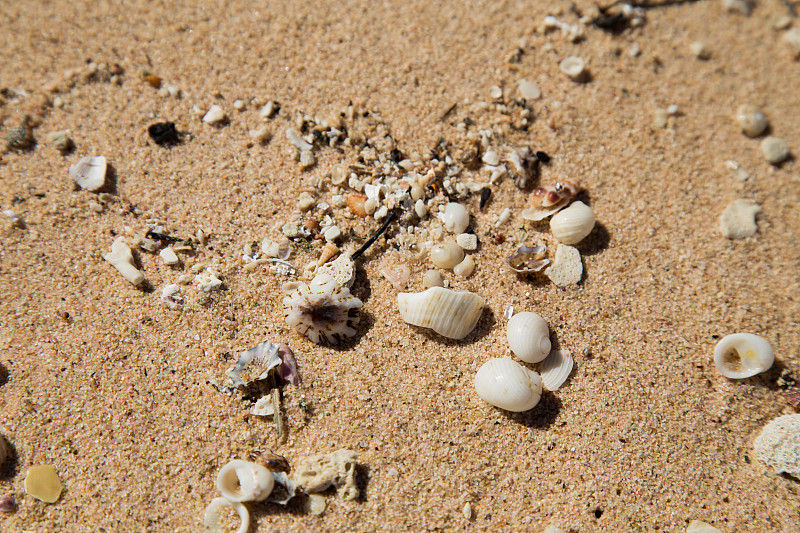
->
[24,465,63,503]
[753,414,800,479]
[714,333,774,379]
[160,284,184,309]
[544,244,583,287]
[103,237,145,286]
[720,199,761,239]
[397,287,485,340]
[475,356,543,412]
[69,155,107,191]
[521,180,580,221]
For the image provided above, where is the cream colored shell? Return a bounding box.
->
[549,201,595,244]
[203,497,249,533]
[430,242,464,269]
[397,287,484,340]
[507,312,551,363]
[714,333,773,379]
[216,460,275,503]
[540,349,574,391]
[474,356,542,412]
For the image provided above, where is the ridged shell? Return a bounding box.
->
[474,357,542,412]
[540,349,573,391]
[69,155,107,191]
[714,333,774,379]
[507,312,551,363]
[216,460,274,503]
[397,287,484,340]
[549,201,595,244]
[283,277,362,344]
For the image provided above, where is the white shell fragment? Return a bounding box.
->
[456,233,478,251]
[540,350,574,391]
[103,237,145,286]
[226,340,282,387]
[518,79,541,100]
[550,201,595,244]
[544,244,583,287]
[753,414,800,479]
[475,357,543,412]
[216,460,275,502]
[292,450,360,500]
[720,199,761,239]
[159,246,179,266]
[397,287,485,340]
[686,521,723,533]
[251,396,275,417]
[507,312,551,363]
[160,284,183,309]
[442,203,470,234]
[196,268,223,292]
[760,136,790,164]
[422,270,444,288]
[69,156,107,191]
[285,128,312,151]
[453,256,475,278]
[202,105,226,124]
[284,276,362,344]
[203,497,249,533]
[714,333,774,379]
[736,104,768,137]
[431,242,465,269]
[314,253,355,289]
[560,56,586,82]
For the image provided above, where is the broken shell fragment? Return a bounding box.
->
[203,497,249,533]
[292,449,360,501]
[550,201,595,244]
[560,56,586,81]
[506,245,549,274]
[475,356,543,412]
[226,340,282,387]
[103,237,145,286]
[216,460,275,502]
[442,203,470,234]
[544,244,583,287]
[720,199,761,239]
[69,155,107,191]
[521,180,580,221]
[714,333,773,379]
[313,252,355,289]
[397,287,485,340]
[24,465,62,503]
[507,312,551,363]
[507,147,539,190]
[540,349,574,391]
[283,276,362,344]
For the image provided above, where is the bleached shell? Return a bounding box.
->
[283,276,362,344]
[397,287,484,340]
[313,253,354,288]
[226,340,282,387]
[714,333,773,379]
[69,156,107,191]
[475,357,542,412]
[203,497,249,533]
[251,396,275,416]
[441,203,470,234]
[507,245,549,274]
[507,312,551,363]
[540,349,573,391]
[216,460,275,502]
[549,201,595,244]
[430,242,464,269]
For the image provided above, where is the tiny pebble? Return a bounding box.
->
[299,149,316,170]
[297,192,316,212]
[488,86,503,100]
[364,198,378,215]
[463,502,472,520]
[686,520,723,533]
[414,199,427,218]
[330,164,349,185]
[323,225,342,242]
[560,56,586,82]
[233,99,245,111]
[159,246,179,266]
[0,495,16,513]
[88,201,103,213]
[410,185,424,202]
[653,108,669,129]
[720,199,761,239]
[518,79,541,100]
[495,207,511,227]
[667,104,679,115]
[282,222,301,238]
[482,150,500,166]
[456,233,478,251]
[202,105,226,124]
[760,136,790,164]
[689,41,711,59]
[736,104,768,137]
[722,0,754,15]
[773,16,792,31]
[374,205,389,220]
[260,100,278,119]
[286,128,312,151]
[249,126,271,144]
[46,130,72,153]
[422,270,444,288]
[24,465,62,503]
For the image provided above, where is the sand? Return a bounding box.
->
[1,0,799,531]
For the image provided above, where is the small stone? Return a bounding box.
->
[286,128,312,151]
[248,126,270,144]
[147,122,179,145]
[282,222,300,238]
[544,244,583,287]
[166,85,180,97]
[135,236,159,252]
[196,268,222,292]
[543,527,569,533]
[202,104,226,124]
[299,149,316,170]
[323,225,342,242]
[233,99,245,111]
[24,465,62,503]
[308,493,327,515]
[518,79,541,100]
[88,201,103,213]
[760,136,790,164]
[103,237,145,286]
[456,233,478,251]
[160,284,184,309]
[260,100,278,119]
[46,131,73,153]
[463,502,472,520]
[374,205,389,220]
[722,0,754,15]
[753,414,800,479]
[422,270,444,288]
[297,192,316,212]
[736,104,768,137]
[159,246,179,266]
[686,520,723,533]
[653,108,669,129]
[720,199,761,239]
[667,104,679,115]
[488,85,503,100]
[414,199,427,218]
[363,198,377,215]
[482,150,500,166]
[773,16,792,30]
[0,495,16,513]
[689,41,711,60]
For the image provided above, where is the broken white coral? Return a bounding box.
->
[292,449,360,500]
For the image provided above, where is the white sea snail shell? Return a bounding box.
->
[549,201,595,245]
[216,460,275,502]
[203,497,249,533]
[397,287,484,340]
[475,357,543,412]
[714,333,774,379]
[507,311,551,363]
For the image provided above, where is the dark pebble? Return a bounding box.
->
[147,122,179,145]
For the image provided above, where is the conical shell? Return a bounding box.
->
[540,349,573,391]
[397,287,484,340]
[69,155,107,191]
[714,333,773,379]
[474,356,542,412]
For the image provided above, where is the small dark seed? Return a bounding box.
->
[147,122,179,146]
[535,150,551,163]
[479,187,492,210]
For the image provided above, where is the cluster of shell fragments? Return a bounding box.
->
[283,275,362,344]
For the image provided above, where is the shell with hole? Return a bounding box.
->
[475,356,543,412]
[216,460,275,502]
[714,333,774,379]
[507,312,551,363]
[397,287,484,340]
[203,497,249,533]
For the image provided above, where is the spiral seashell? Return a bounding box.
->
[714,333,774,379]
[540,349,573,391]
[430,241,464,269]
[397,287,484,340]
[474,357,543,412]
[216,460,275,503]
[549,200,595,244]
[507,312,551,363]
[203,497,249,533]
[283,276,362,344]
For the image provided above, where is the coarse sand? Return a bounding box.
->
[1,1,799,532]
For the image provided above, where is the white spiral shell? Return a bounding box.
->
[203,497,249,533]
[714,333,774,379]
[397,287,484,340]
[216,460,274,503]
[549,201,595,245]
[475,357,543,412]
[507,312,551,363]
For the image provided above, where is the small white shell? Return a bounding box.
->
[441,203,470,234]
[714,333,774,379]
[422,270,444,288]
[475,357,542,412]
[216,460,275,502]
[69,155,107,191]
[560,56,586,81]
[507,312,551,363]
[203,497,249,533]
[549,201,595,244]
[736,104,768,137]
[430,242,464,269]
[397,287,484,340]
[453,255,475,278]
[540,349,573,391]
[202,105,226,124]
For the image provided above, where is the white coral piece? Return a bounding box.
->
[283,277,362,344]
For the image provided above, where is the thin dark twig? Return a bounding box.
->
[351,209,397,260]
